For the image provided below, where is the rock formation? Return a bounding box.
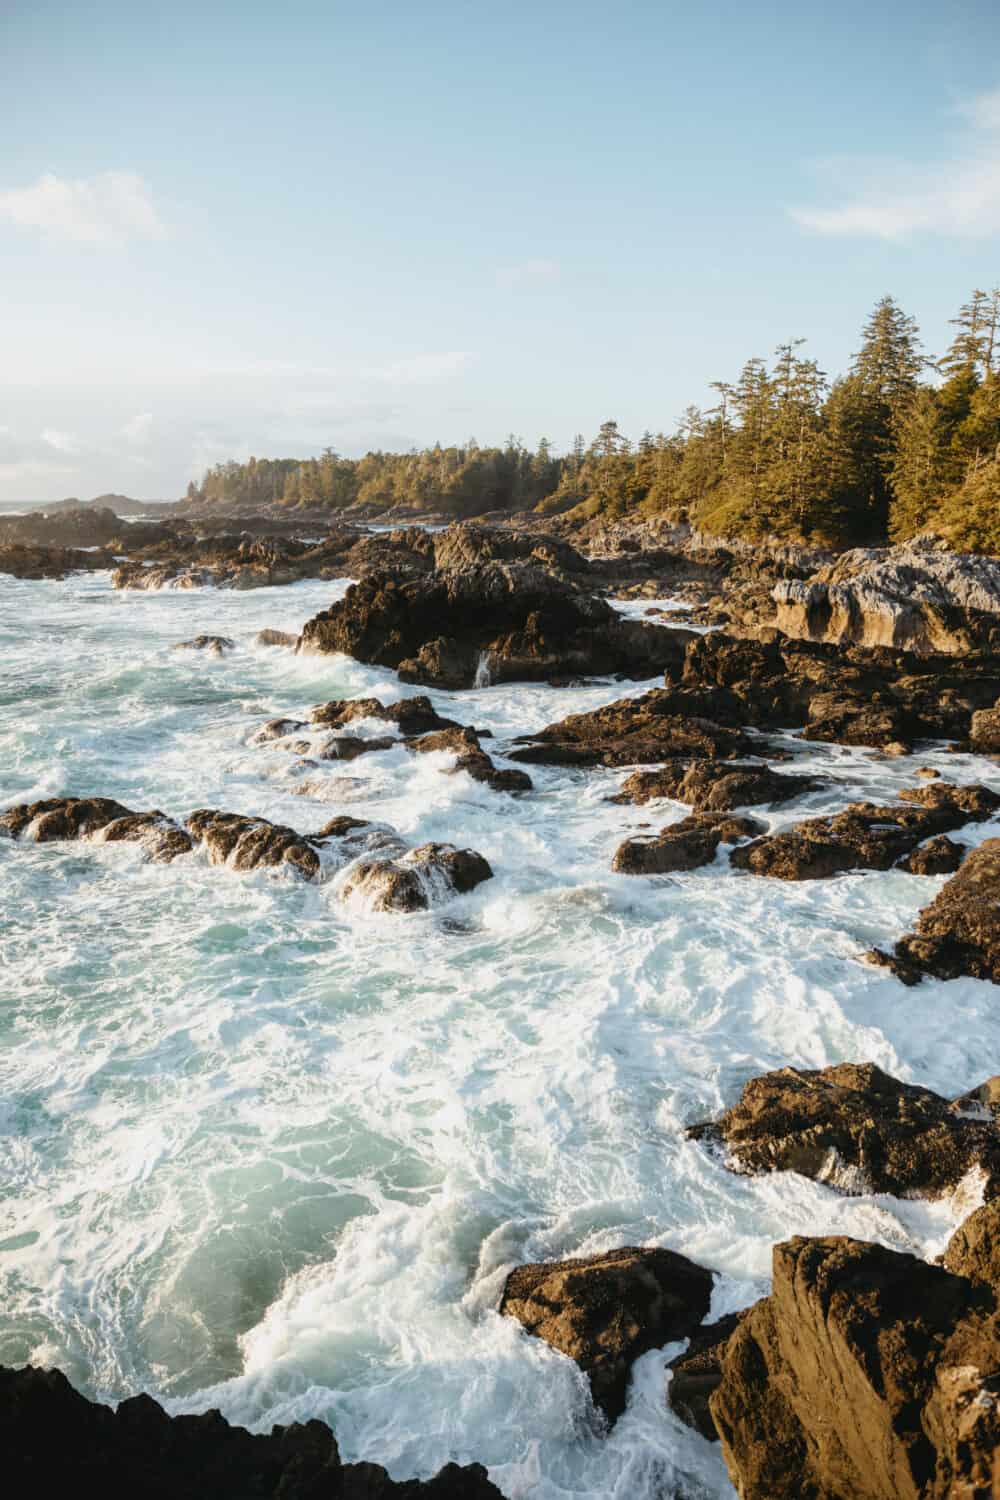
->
[870,837,1000,984]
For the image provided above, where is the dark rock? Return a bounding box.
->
[0,1364,502,1499]
[1,796,136,842]
[0,504,121,548]
[186,810,323,879]
[710,1235,1000,1500]
[255,628,299,648]
[666,1312,745,1441]
[612,760,820,810]
[897,835,966,876]
[0,543,115,579]
[316,735,397,762]
[942,1199,1000,1288]
[971,704,1000,751]
[884,837,1000,984]
[251,718,309,743]
[171,635,235,654]
[500,1247,714,1423]
[409,727,533,794]
[687,1061,1000,1199]
[613,813,763,874]
[340,842,493,912]
[311,694,460,735]
[511,692,752,768]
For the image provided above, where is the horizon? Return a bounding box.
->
[2,0,998,502]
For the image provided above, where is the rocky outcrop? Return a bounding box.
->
[0,543,115,579]
[310,695,460,735]
[971,702,1000,751]
[942,1198,1000,1287]
[688,1061,1000,1199]
[339,843,493,912]
[0,504,121,548]
[499,1247,714,1423]
[710,1235,1000,1500]
[0,798,192,863]
[871,837,1000,985]
[510,693,751,768]
[299,563,693,688]
[255,628,299,648]
[612,760,819,810]
[666,1311,745,1441]
[772,538,1000,655]
[409,726,533,793]
[612,812,763,874]
[729,782,1000,881]
[0,1364,501,1499]
[186,809,330,879]
[431,521,588,577]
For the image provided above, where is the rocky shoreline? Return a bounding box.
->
[5,504,1000,1497]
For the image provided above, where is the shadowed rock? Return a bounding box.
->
[613,813,763,874]
[171,636,235,655]
[511,692,751,768]
[409,726,533,793]
[897,834,966,875]
[612,760,819,810]
[687,1061,1000,1200]
[310,694,460,734]
[872,837,1000,985]
[0,798,193,863]
[0,1364,502,1499]
[340,842,493,912]
[186,809,324,879]
[500,1247,714,1423]
[666,1312,745,1441]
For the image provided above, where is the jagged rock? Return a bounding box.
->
[877,837,1000,984]
[499,1247,714,1423]
[666,1312,745,1441]
[711,1235,1000,1500]
[511,692,751,768]
[729,782,1000,881]
[299,563,692,688]
[187,810,324,879]
[800,691,914,750]
[340,842,493,912]
[613,813,763,874]
[971,704,1000,751]
[687,1061,1000,1199]
[171,635,235,654]
[897,835,966,875]
[772,538,1000,654]
[942,1199,1000,1287]
[255,628,299,648]
[612,760,819,810]
[0,1364,502,1499]
[409,727,532,793]
[310,695,460,734]
[431,521,588,576]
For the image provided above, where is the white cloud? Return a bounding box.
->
[791,86,1000,239]
[41,428,78,453]
[496,258,560,290]
[0,171,164,245]
[121,412,153,443]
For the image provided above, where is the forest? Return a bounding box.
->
[185,289,1000,551]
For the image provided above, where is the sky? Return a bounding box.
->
[1,0,999,502]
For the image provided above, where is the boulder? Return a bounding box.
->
[875,837,1000,984]
[499,1247,714,1423]
[0,1364,502,1499]
[511,692,751,769]
[0,798,192,863]
[171,635,235,655]
[612,760,819,810]
[340,842,493,912]
[255,628,299,648]
[687,1061,1000,1199]
[942,1199,1000,1288]
[613,812,763,874]
[710,1235,1000,1500]
[897,835,966,876]
[186,809,324,879]
[971,704,1000,752]
[310,695,460,734]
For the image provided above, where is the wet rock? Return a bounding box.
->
[500,1247,714,1423]
[0,543,115,579]
[942,1199,1000,1287]
[171,635,235,655]
[255,628,299,648]
[687,1061,1000,1199]
[800,691,914,750]
[897,835,966,875]
[0,504,121,548]
[310,694,460,734]
[971,704,1000,751]
[612,760,819,810]
[1,796,137,842]
[666,1312,745,1441]
[251,718,309,743]
[710,1235,1000,1500]
[729,781,1000,881]
[339,842,493,912]
[878,837,1000,984]
[0,1364,502,1499]
[315,735,397,761]
[511,692,751,769]
[613,813,763,874]
[409,726,533,794]
[186,810,323,879]
[299,562,693,688]
[92,813,194,864]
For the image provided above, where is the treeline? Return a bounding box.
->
[185,287,1000,551]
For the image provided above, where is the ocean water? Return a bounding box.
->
[3,568,1000,1498]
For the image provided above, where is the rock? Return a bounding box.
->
[315,735,397,761]
[431,521,589,577]
[0,543,115,579]
[971,704,1000,751]
[897,835,966,875]
[251,718,309,743]
[729,781,999,880]
[881,837,1000,984]
[511,692,752,768]
[800,691,914,750]
[710,1235,1000,1500]
[0,504,121,548]
[942,1199,1000,1288]
[310,695,460,734]
[409,727,533,794]
[613,813,763,874]
[666,1312,745,1441]
[255,628,299,648]
[687,1061,1000,1199]
[91,813,194,864]
[0,1364,502,1499]
[772,538,1000,654]
[499,1247,714,1423]
[0,796,135,842]
[171,635,235,655]
[299,562,693,688]
[917,766,942,779]
[187,809,324,879]
[340,842,493,912]
[612,760,819,810]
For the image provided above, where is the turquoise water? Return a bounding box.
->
[3,567,999,1498]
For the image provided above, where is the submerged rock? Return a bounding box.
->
[255,628,299,648]
[0,1364,502,1499]
[873,837,1000,985]
[409,726,533,793]
[339,842,493,912]
[729,781,1000,881]
[711,1235,1000,1500]
[687,1061,1000,1200]
[613,812,763,874]
[499,1247,714,1423]
[310,694,460,734]
[171,635,235,655]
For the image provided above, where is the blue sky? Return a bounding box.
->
[1,0,998,500]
